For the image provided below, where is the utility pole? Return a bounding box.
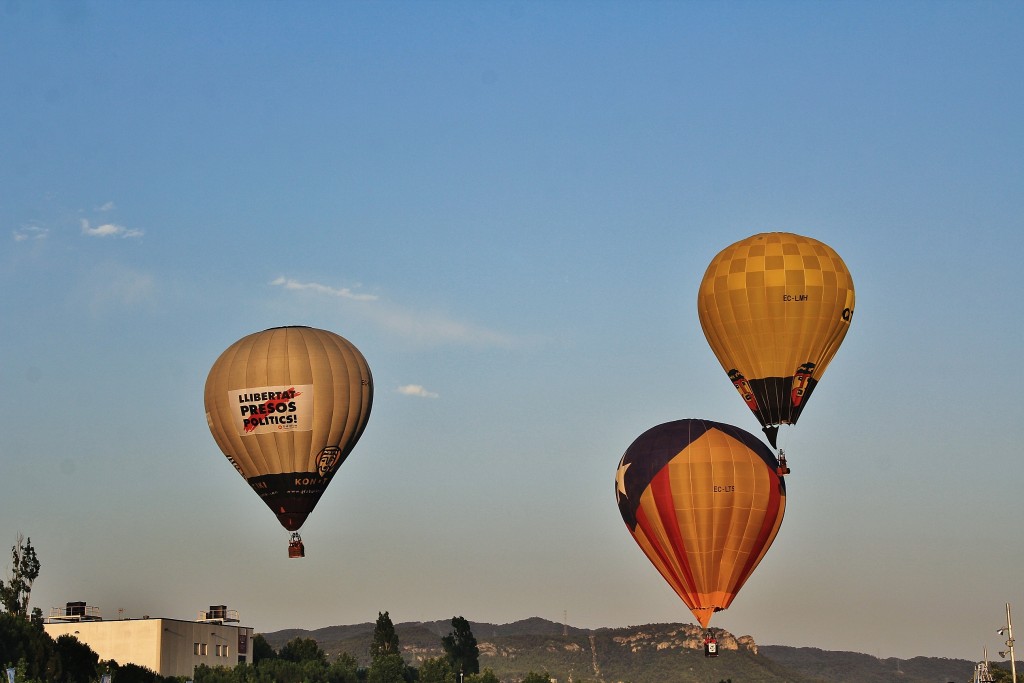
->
[998,603,1016,683]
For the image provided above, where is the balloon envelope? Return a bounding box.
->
[697,232,855,447]
[204,326,373,532]
[615,419,786,628]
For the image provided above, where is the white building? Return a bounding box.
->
[43,603,255,679]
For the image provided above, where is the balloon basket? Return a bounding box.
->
[776,449,790,477]
[288,533,305,558]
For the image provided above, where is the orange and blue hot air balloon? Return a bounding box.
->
[615,419,786,629]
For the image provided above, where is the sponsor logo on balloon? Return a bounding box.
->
[791,362,815,407]
[317,446,342,476]
[728,369,759,411]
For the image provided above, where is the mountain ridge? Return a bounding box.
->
[260,617,980,683]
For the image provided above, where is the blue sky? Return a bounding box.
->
[2,0,1023,663]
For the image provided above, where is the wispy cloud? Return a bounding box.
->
[76,263,156,314]
[397,384,439,399]
[369,307,518,347]
[13,225,49,242]
[269,276,378,301]
[81,219,144,239]
[270,275,523,348]
[97,201,116,212]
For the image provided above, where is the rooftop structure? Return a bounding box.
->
[43,603,254,679]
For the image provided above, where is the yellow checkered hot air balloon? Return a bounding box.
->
[204,326,373,557]
[697,232,854,452]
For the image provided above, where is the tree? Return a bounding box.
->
[106,661,164,683]
[418,656,454,683]
[251,633,276,664]
[0,535,41,619]
[464,670,499,683]
[441,616,479,676]
[278,636,327,664]
[520,673,552,683]
[0,611,60,681]
[53,633,100,683]
[193,663,246,683]
[366,652,406,683]
[242,658,313,683]
[990,663,1022,682]
[327,652,360,683]
[367,612,407,683]
[370,612,400,662]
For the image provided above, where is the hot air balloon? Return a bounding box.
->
[697,232,855,458]
[615,419,786,629]
[204,326,373,557]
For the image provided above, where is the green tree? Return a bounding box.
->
[278,636,327,664]
[251,633,276,664]
[0,611,60,681]
[464,670,499,683]
[440,617,479,676]
[370,612,401,662]
[0,535,41,619]
[194,662,248,683]
[990,663,1022,682]
[520,672,552,683]
[107,660,163,683]
[53,633,100,683]
[367,613,407,683]
[245,658,313,683]
[327,652,360,683]
[419,656,454,683]
[366,652,406,683]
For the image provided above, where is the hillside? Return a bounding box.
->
[260,618,978,683]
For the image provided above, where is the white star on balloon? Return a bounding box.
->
[615,461,630,503]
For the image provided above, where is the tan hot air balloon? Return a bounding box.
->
[697,232,854,453]
[204,326,373,557]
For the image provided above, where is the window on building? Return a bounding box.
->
[201,643,208,656]
[194,643,201,655]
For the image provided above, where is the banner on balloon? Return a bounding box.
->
[227,385,314,435]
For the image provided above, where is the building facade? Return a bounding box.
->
[43,604,254,679]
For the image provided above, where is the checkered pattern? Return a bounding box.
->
[697,233,855,431]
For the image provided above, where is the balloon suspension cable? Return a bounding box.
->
[776,448,790,477]
[288,532,305,559]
